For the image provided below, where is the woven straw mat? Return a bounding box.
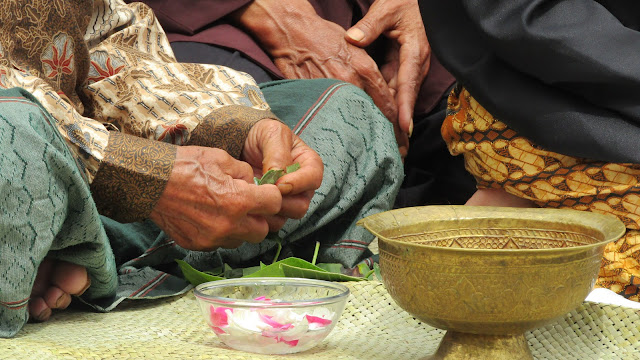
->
[1,281,639,359]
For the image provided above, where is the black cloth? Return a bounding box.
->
[420,0,640,163]
[394,88,476,208]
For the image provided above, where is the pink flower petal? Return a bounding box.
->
[210,305,232,327]
[211,326,226,335]
[260,331,300,347]
[305,315,332,326]
[259,314,294,330]
[279,338,299,347]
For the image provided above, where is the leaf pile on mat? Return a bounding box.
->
[177,240,377,286]
[179,163,380,285]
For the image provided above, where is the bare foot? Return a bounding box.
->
[29,258,90,322]
[465,188,536,208]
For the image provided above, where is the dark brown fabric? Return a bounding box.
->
[186,105,277,158]
[90,132,176,223]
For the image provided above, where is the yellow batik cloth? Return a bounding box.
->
[442,86,640,301]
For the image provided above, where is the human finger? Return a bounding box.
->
[344,3,392,48]
[230,214,272,244]
[278,190,315,219]
[275,139,323,196]
[243,119,293,174]
[352,58,398,124]
[225,156,258,184]
[395,39,430,136]
[245,182,283,215]
[265,214,287,232]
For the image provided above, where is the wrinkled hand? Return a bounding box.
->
[149,144,284,251]
[233,0,408,157]
[149,119,323,251]
[346,0,431,137]
[241,119,324,230]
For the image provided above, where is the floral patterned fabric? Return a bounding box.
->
[0,0,277,221]
[443,86,640,301]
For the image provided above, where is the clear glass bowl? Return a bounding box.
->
[194,277,350,355]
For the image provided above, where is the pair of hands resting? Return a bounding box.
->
[233,0,430,158]
[150,119,323,251]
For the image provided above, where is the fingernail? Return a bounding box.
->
[346,28,365,42]
[408,119,414,138]
[277,183,293,195]
[78,279,91,296]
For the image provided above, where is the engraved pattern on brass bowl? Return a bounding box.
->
[358,206,625,359]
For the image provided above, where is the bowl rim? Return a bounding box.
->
[193,277,350,308]
[360,206,627,254]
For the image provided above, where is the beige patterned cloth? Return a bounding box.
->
[0,0,276,221]
[443,86,640,301]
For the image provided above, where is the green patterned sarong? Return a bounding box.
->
[0,79,403,335]
[103,79,403,307]
[0,88,117,337]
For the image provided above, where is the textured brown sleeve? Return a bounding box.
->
[185,105,279,158]
[90,132,177,223]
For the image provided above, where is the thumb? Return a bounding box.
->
[257,122,294,174]
[345,12,387,47]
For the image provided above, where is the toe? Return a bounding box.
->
[28,297,51,322]
[51,261,90,296]
[44,286,72,309]
[31,258,55,298]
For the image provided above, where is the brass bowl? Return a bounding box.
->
[358,206,625,359]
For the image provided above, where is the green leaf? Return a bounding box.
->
[176,259,224,286]
[241,265,263,277]
[243,257,363,281]
[281,264,364,282]
[286,163,301,173]
[256,169,285,185]
[357,263,371,277]
[315,263,343,273]
[241,258,294,278]
[204,268,222,277]
[363,269,375,280]
[374,262,382,281]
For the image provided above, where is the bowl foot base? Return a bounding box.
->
[432,331,532,360]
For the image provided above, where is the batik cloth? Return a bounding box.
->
[0,0,279,222]
[443,86,640,301]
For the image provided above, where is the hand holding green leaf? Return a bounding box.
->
[254,163,301,185]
